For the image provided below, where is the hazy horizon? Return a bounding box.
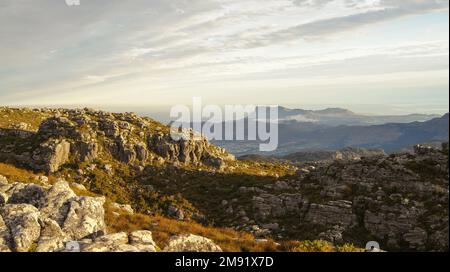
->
[1,102,447,124]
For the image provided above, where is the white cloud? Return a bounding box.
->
[0,0,448,109]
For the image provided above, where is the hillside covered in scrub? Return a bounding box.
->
[0,107,448,252]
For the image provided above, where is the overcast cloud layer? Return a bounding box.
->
[0,0,448,114]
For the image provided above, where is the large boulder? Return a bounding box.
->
[36,218,67,252]
[0,215,11,252]
[7,183,46,207]
[0,175,8,186]
[81,232,132,252]
[81,231,157,252]
[31,139,71,173]
[0,179,163,252]
[0,204,41,252]
[305,200,356,227]
[39,180,76,225]
[163,234,222,252]
[62,196,106,240]
[128,230,158,252]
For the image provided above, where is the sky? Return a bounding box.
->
[0,0,449,115]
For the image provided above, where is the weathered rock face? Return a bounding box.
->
[0,204,41,252]
[2,108,235,173]
[305,200,356,227]
[148,133,234,167]
[31,139,71,173]
[4,183,46,207]
[283,147,386,163]
[62,196,106,240]
[0,215,11,252]
[252,193,306,220]
[163,234,222,252]
[81,231,157,252]
[0,177,106,252]
[36,218,67,252]
[0,175,222,253]
[231,144,449,251]
[39,180,77,225]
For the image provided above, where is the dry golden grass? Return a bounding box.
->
[280,240,363,252]
[104,207,280,252]
[0,108,50,130]
[0,162,55,184]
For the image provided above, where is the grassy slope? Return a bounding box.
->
[0,108,363,252]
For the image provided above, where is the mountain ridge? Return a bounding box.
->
[215,113,449,156]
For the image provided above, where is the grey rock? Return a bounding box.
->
[0,192,8,206]
[7,183,46,207]
[0,204,41,252]
[62,196,106,240]
[168,205,185,221]
[36,218,67,252]
[305,201,356,227]
[40,180,77,225]
[31,139,71,173]
[403,227,428,251]
[0,175,8,186]
[81,232,129,252]
[128,230,158,252]
[81,231,157,252]
[110,202,134,215]
[318,225,345,244]
[163,234,222,252]
[0,215,11,252]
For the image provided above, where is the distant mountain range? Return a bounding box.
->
[272,106,440,126]
[213,109,449,156]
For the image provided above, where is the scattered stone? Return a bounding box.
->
[163,234,222,252]
[111,202,134,215]
[0,175,8,186]
[70,182,87,192]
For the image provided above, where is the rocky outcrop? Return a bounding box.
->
[1,108,235,173]
[233,144,449,251]
[305,200,356,227]
[283,147,386,163]
[163,234,222,252]
[0,214,11,252]
[36,218,67,252]
[62,196,106,241]
[39,180,77,225]
[0,177,106,252]
[1,204,41,252]
[81,231,157,252]
[29,139,71,174]
[0,175,222,253]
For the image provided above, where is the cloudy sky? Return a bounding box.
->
[0,0,448,114]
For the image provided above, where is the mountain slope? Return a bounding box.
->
[275,106,440,126]
[216,113,449,156]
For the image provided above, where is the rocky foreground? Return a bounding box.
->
[0,176,222,252]
[234,144,449,251]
